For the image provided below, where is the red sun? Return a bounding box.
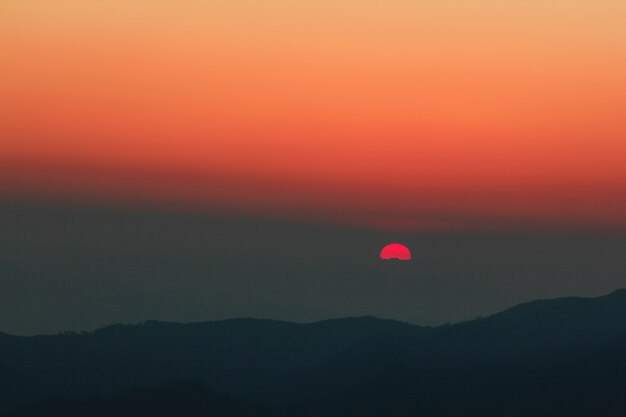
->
[380,243,412,261]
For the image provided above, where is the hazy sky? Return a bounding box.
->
[1,2,625,334]
[1,200,625,335]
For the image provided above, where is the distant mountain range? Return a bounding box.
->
[2,290,626,416]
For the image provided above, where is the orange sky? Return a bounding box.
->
[2,1,626,231]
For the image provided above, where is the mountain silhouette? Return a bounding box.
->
[1,290,626,416]
[3,381,280,417]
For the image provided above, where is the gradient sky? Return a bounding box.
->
[2,2,626,334]
[2,0,626,231]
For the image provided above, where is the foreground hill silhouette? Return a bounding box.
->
[3,382,279,417]
[2,290,626,416]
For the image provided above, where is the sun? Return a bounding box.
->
[380,243,411,261]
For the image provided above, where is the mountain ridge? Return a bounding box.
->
[2,290,625,338]
[2,289,626,416]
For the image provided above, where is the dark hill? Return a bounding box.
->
[0,316,423,410]
[469,289,626,344]
[3,381,280,417]
[1,290,626,416]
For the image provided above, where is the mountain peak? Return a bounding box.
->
[605,288,626,298]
